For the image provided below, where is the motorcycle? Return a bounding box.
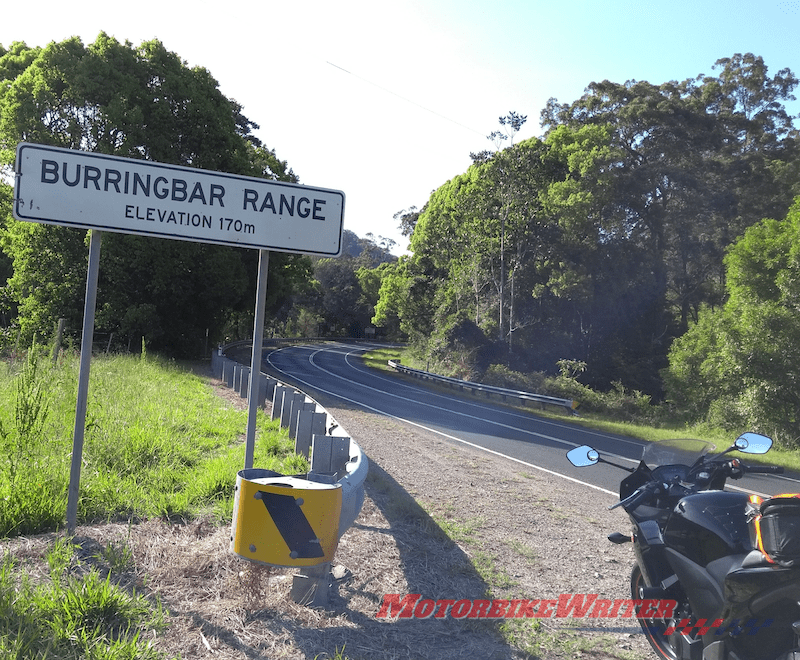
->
[566,433,800,660]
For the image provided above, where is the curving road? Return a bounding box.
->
[261,341,800,500]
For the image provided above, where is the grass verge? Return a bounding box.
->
[0,349,313,659]
[0,351,308,537]
[1,535,167,659]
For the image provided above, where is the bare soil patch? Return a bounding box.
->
[1,362,653,660]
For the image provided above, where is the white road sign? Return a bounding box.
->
[13,142,345,256]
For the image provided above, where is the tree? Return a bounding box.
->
[0,222,88,345]
[373,55,798,395]
[0,34,310,354]
[394,206,421,239]
[539,54,799,393]
[383,133,564,366]
[312,257,372,336]
[404,167,492,345]
[482,128,565,351]
[665,199,800,445]
[372,255,437,344]
[357,261,387,314]
[544,55,799,329]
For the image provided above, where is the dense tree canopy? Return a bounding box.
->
[287,231,396,339]
[0,34,310,355]
[374,54,800,397]
[538,54,800,392]
[665,199,800,445]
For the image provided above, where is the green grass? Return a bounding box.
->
[0,349,312,660]
[496,617,543,657]
[425,502,485,545]
[314,646,353,660]
[471,551,516,590]
[505,539,536,564]
[358,347,406,372]
[0,537,167,659]
[0,351,308,538]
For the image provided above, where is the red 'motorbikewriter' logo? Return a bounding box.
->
[375,593,676,620]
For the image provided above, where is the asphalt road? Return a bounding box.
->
[260,341,800,500]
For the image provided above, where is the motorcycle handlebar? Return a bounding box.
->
[607,459,785,511]
[609,485,652,511]
[745,465,784,475]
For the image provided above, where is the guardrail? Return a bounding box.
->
[387,360,577,414]
[212,346,368,606]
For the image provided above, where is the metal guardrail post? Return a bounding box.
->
[289,562,332,607]
[271,385,289,422]
[223,359,236,388]
[262,376,276,406]
[211,348,223,379]
[281,391,304,429]
[296,411,327,458]
[238,366,250,398]
[291,401,316,440]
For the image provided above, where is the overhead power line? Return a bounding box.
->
[326,61,486,137]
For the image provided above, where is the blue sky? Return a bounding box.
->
[3,0,799,254]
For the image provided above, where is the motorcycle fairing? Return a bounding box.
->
[620,460,651,500]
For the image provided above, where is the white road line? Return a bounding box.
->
[305,346,638,459]
[265,343,800,501]
[265,346,618,497]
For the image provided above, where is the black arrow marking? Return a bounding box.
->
[257,491,324,559]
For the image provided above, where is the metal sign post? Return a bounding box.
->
[65,230,102,533]
[13,142,345,533]
[245,249,270,469]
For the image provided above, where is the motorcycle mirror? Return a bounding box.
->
[734,432,773,454]
[567,445,600,467]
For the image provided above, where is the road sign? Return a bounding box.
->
[13,142,345,256]
[13,141,347,532]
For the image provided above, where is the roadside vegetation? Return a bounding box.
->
[0,347,307,539]
[0,536,168,659]
[0,347,309,659]
[362,345,800,474]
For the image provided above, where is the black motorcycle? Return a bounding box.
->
[566,433,800,660]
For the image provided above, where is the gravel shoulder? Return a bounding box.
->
[1,363,654,660]
[323,401,653,660]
